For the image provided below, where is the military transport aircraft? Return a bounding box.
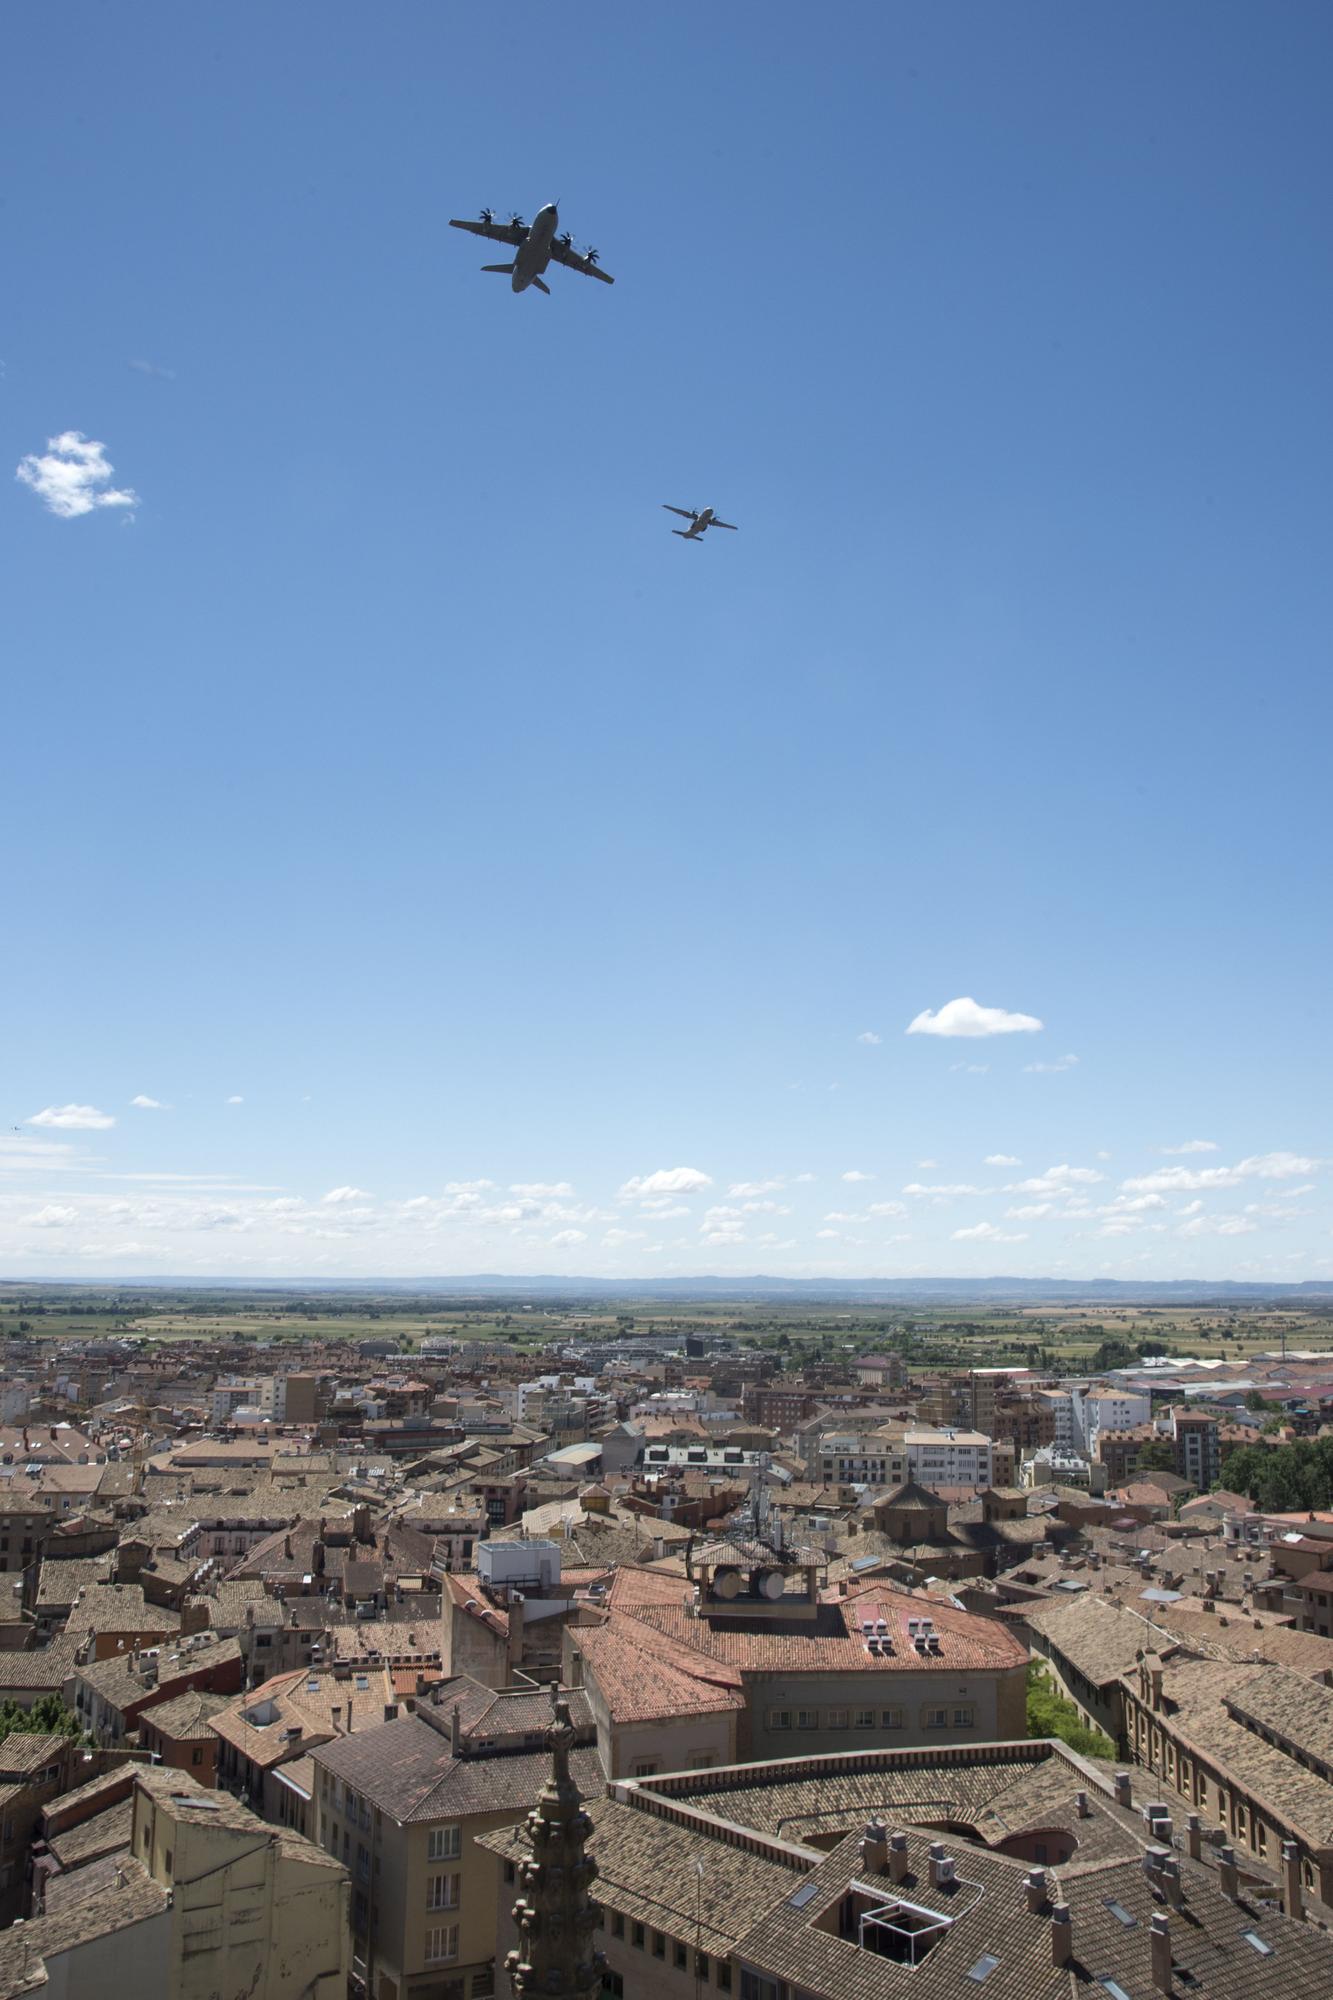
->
[448,204,614,293]
[662,506,738,541]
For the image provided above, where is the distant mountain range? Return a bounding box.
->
[10,1273,1333,1303]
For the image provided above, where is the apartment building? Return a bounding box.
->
[312,1687,603,2000]
[903,1425,993,1490]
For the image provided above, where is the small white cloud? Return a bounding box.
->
[728,1179,784,1198]
[1009,1164,1104,1194]
[866,1200,907,1218]
[984,1154,1021,1167]
[22,1204,78,1228]
[952,1221,1028,1243]
[856,1030,882,1045]
[842,1169,875,1183]
[509,1182,574,1199]
[949,1061,990,1074]
[793,1171,816,1183]
[226,1095,244,1105]
[29,1103,115,1130]
[1178,1213,1259,1238]
[1023,1053,1079,1074]
[16,431,139,519]
[1006,1202,1054,1219]
[130,1094,167,1110]
[815,1228,841,1240]
[1159,1139,1219,1155]
[916,1159,939,1171]
[1178,1199,1204,1216]
[901,1182,983,1197]
[619,1166,712,1199]
[907,996,1043,1038]
[323,1186,372,1204]
[549,1229,586,1247]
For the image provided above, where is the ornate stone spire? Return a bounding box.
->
[506,1690,605,2000]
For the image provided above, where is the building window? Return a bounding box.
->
[428,1825,462,1861]
[769,1710,791,1731]
[652,1933,666,1960]
[631,1922,645,1950]
[953,1707,974,1729]
[881,1708,904,1729]
[717,1965,732,1993]
[424,1924,459,1963]
[191,1748,204,1766]
[826,1709,848,1730]
[796,1709,817,1730]
[631,1760,659,1778]
[696,1953,711,1982]
[427,1873,460,1909]
[925,1707,949,1730]
[854,1709,876,1730]
[612,1912,625,1939]
[675,1942,688,1970]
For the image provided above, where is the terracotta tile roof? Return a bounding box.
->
[575,1616,745,1723]
[312,1712,604,1823]
[606,1566,1027,1675]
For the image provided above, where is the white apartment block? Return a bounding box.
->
[818,1434,907,1489]
[1082,1385,1152,1449]
[903,1426,993,1490]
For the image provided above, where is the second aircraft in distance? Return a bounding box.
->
[662,506,739,542]
[449,203,613,293]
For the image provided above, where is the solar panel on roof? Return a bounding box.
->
[851,1555,880,1572]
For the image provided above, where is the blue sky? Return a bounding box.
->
[3,3,1330,1282]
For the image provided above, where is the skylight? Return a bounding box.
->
[1104,1900,1137,1927]
[787,1880,819,1909]
[1241,1931,1274,1957]
[967,1955,1000,1983]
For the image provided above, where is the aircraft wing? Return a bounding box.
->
[449,217,528,247]
[547,240,615,285]
[662,506,696,520]
[711,520,739,531]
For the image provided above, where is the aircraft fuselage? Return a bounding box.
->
[512,204,560,292]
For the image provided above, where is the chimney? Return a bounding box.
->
[1150,1911,1172,1995]
[450,1703,462,1755]
[1282,1840,1303,1922]
[860,1819,888,1874]
[1114,1770,1132,1807]
[888,1832,910,1884]
[330,1704,341,1730]
[1218,1845,1239,1901]
[1075,1789,1090,1819]
[1024,1868,1048,1914]
[652,1535,665,1562]
[1050,1905,1073,1968]
[1185,1813,1202,1861]
[1162,1859,1184,1910]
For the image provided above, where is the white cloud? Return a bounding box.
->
[130,1094,167,1110]
[619,1166,712,1199]
[902,1182,983,1197]
[950,1061,990,1074]
[29,1104,115,1130]
[1122,1152,1322,1195]
[793,1172,816,1183]
[15,431,139,518]
[907,996,1043,1038]
[952,1222,1029,1243]
[815,1228,841,1240]
[549,1229,586,1247]
[985,1154,1021,1167]
[1023,1053,1079,1074]
[1009,1164,1104,1194]
[1159,1139,1218,1155]
[842,1169,874,1183]
[856,1030,882,1045]
[226,1095,244,1105]
[639,1201,691,1218]
[1178,1199,1204,1217]
[866,1200,907,1218]
[323,1186,372,1204]
[917,1159,939,1171]
[1178,1213,1259,1238]
[728,1179,784,1198]
[21,1204,78,1228]
[509,1182,574,1199]
[1006,1203,1054,1219]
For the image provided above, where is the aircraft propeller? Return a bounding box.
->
[557,231,573,253]
[584,246,600,267]
[479,207,494,225]
[509,212,527,231]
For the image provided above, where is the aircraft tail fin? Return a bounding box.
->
[480,262,516,274]
[532,276,551,295]
[671,529,699,539]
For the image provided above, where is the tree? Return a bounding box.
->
[1134,1439,1177,1475]
[0,1693,86,1741]
[1025,1663,1114,1760]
